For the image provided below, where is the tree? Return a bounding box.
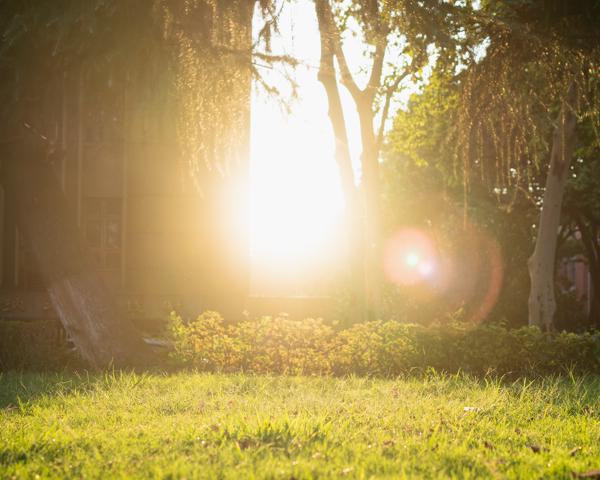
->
[453,0,600,330]
[385,67,537,325]
[562,125,600,328]
[527,82,579,331]
[313,0,459,319]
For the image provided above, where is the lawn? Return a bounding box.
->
[1,372,600,479]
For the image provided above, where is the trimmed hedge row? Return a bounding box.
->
[169,312,600,377]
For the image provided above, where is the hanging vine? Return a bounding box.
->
[154,0,256,191]
[453,4,600,210]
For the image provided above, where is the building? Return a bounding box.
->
[0,1,254,342]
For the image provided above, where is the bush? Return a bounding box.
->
[169,312,600,378]
[169,312,334,375]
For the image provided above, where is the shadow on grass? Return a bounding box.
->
[0,369,156,409]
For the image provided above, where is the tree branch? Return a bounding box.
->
[319,0,361,102]
[314,0,357,205]
[366,41,386,103]
[375,72,408,152]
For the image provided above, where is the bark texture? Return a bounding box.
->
[528,83,578,330]
[3,137,153,368]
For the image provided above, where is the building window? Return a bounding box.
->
[83,198,122,269]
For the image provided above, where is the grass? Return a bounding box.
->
[1,371,600,479]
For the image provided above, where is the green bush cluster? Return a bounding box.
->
[170,312,334,375]
[169,312,600,377]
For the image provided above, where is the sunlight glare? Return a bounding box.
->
[250,96,344,274]
[249,2,348,295]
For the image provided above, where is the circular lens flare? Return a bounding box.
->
[406,253,420,267]
[384,229,437,286]
[418,261,434,277]
[383,191,506,325]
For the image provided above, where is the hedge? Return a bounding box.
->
[169,311,600,377]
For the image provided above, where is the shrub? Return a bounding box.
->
[169,311,241,372]
[168,312,600,378]
[169,312,334,375]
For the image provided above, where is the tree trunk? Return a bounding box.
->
[528,83,578,330]
[315,0,366,322]
[315,0,390,321]
[2,136,153,368]
[357,100,382,320]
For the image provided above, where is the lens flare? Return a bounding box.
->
[383,221,504,325]
[406,253,420,267]
[384,229,437,286]
[418,261,434,277]
[465,231,504,324]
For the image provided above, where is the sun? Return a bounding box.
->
[248,1,355,292]
[250,97,344,271]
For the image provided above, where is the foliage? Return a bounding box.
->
[453,1,600,190]
[386,70,459,176]
[2,371,600,478]
[169,311,600,378]
[383,67,537,327]
[0,0,163,126]
[169,311,335,375]
[155,0,255,185]
[0,0,281,184]
[560,122,600,327]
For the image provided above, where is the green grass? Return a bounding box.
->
[1,372,600,479]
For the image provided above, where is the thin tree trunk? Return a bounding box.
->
[315,1,356,207]
[357,100,382,319]
[589,267,600,329]
[2,135,153,368]
[528,82,578,330]
[315,0,390,321]
[315,0,365,322]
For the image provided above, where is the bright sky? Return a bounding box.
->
[249,1,418,294]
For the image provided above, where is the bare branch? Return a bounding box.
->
[366,41,386,103]
[375,72,408,152]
